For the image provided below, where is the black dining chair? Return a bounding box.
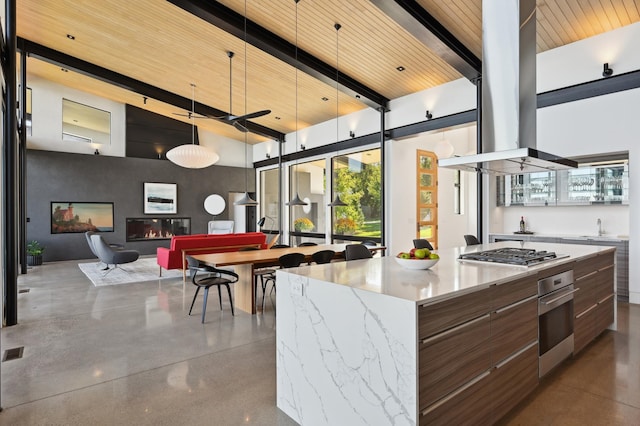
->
[261,252,306,309]
[464,235,481,246]
[186,256,239,323]
[298,242,318,247]
[271,244,291,249]
[312,250,335,265]
[345,244,373,261]
[413,239,434,250]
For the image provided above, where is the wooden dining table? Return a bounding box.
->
[191,244,385,314]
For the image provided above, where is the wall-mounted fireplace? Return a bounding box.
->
[126,217,191,242]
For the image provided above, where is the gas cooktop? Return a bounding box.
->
[458,247,569,266]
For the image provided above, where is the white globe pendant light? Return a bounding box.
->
[166,84,219,169]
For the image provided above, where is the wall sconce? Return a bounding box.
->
[425,110,433,120]
[301,144,306,151]
[602,63,613,77]
[349,131,355,138]
[266,153,271,159]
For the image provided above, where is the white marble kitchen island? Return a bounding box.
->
[276,242,616,425]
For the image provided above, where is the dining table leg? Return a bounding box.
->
[233,263,256,314]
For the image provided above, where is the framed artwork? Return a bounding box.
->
[51,202,114,234]
[144,182,177,214]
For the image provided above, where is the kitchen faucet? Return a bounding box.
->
[597,218,603,236]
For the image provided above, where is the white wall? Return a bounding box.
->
[26,75,250,167]
[27,75,126,157]
[387,127,477,254]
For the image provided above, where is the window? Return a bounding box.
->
[259,168,280,231]
[289,159,326,245]
[417,150,438,247]
[331,148,381,242]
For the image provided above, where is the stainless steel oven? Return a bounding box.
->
[538,270,576,377]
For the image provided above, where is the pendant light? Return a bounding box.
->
[235,0,258,206]
[434,130,455,159]
[166,84,220,169]
[328,23,347,207]
[286,0,308,207]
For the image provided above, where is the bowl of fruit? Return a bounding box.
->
[395,248,440,270]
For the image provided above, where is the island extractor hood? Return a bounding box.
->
[438,0,577,174]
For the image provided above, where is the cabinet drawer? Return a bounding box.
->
[493,276,537,310]
[574,305,596,354]
[594,265,615,303]
[491,297,538,364]
[420,370,492,426]
[574,251,614,279]
[595,295,615,336]
[419,314,491,409]
[419,287,492,339]
[492,343,539,423]
[574,271,598,314]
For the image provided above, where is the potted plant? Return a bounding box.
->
[27,240,45,266]
[293,217,314,232]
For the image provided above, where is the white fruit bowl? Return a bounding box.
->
[394,256,439,270]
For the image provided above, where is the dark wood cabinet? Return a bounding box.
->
[418,276,538,425]
[573,251,615,355]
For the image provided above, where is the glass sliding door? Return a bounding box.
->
[289,159,327,246]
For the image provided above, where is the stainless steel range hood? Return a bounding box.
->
[439,0,577,174]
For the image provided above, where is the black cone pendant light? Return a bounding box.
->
[328,23,347,208]
[235,0,258,206]
[286,0,308,207]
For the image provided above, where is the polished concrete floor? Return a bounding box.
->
[1,260,639,425]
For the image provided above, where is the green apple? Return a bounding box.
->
[428,253,440,260]
[399,252,411,259]
[414,248,429,259]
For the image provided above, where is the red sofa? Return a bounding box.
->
[156,232,267,279]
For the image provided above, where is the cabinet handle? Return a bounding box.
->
[421,313,490,345]
[421,369,491,417]
[598,264,614,272]
[494,295,537,314]
[597,293,615,304]
[575,271,597,281]
[576,303,598,319]
[495,341,538,369]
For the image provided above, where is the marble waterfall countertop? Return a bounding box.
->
[284,241,615,306]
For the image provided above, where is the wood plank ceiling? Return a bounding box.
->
[17,0,640,145]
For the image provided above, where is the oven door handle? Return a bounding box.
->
[541,288,579,306]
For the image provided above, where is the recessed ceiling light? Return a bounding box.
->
[396,66,405,72]
[321,97,329,101]
[66,34,75,40]
[61,68,69,72]
[275,116,281,120]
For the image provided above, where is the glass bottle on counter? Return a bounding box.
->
[520,216,526,233]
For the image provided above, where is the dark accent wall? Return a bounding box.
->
[26,150,255,261]
[126,104,199,160]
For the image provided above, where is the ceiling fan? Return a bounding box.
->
[215,51,271,133]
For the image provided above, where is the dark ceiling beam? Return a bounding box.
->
[369,0,481,81]
[167,0,390,110]
[17,37,286,141]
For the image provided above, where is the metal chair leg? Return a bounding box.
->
[225,284,235,316]
[201,287,209,324]
[189,286,201,316]
[217,285,223,311]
